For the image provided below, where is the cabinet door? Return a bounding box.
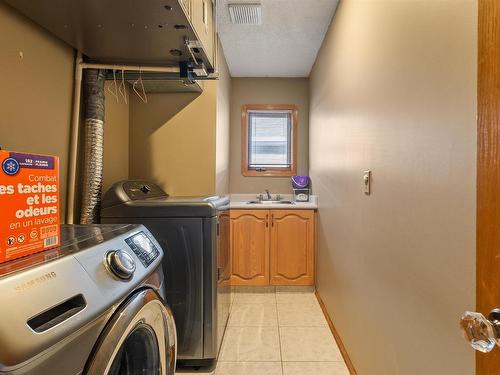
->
[230,210,270,285]
[270,210,315,285]
[179,0,191,19]
[218,211,231,286]
[191,0,214,65]
[217,210,231,354]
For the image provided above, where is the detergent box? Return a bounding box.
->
[0,150,60,263]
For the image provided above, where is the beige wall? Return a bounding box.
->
[129,41,231,197]
[129,85,214,196]
[215,45,232,195]
[229,78,309,194]
[309,2,476,375]
[103,82,130,193]
[0,3,74,221]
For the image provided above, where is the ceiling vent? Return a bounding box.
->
[228,2,262,25]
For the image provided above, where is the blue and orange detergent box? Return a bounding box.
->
[0,150,60,263]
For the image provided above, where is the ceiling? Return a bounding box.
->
[216,0,338,77]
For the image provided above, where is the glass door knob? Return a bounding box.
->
[460,310,500,353]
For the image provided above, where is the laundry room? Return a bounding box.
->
[0,1,495,375]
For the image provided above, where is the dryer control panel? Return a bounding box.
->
[125,232,161,267]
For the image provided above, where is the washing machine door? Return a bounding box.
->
[85,288,176,375]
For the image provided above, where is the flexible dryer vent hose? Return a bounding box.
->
[80,69,106,224]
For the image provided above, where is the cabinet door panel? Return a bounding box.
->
[218,211,231,286]
[179,0,191,19]
[191,0,214,65]
[230,210,269,285]
[270,210,315,285]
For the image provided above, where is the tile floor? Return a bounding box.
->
[177,286,350,375]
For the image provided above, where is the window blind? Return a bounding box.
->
[248,111,292,169]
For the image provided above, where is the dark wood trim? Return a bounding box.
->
[477,0,500,373]
[316,291,358,375]
[241,104,298,177]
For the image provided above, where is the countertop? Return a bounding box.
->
[229,194,318,210]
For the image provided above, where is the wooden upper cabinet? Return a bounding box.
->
[270,210,315,285]
[230,210,270,285]
[191,0,214,66]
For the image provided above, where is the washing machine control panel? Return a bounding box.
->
[125,232,160,267]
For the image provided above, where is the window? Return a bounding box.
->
[242,104,298,177]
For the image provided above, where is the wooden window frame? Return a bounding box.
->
[241,104,298,177]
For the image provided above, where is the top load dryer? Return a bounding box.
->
[101,180,231,367]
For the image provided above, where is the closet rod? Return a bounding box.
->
[79,62,180,73]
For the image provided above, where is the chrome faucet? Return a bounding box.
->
[257,190,282,202]
[265,189,272,200]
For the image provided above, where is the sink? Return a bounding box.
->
[246,200,295,205]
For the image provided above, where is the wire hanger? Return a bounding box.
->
[118,67,128,105]
[106,69,119,103]
[133,67,148,103]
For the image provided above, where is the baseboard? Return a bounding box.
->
[315,291,358,375]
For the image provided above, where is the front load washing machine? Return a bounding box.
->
[0,224,176,375]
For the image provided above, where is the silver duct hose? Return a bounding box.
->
[80,69,106,224]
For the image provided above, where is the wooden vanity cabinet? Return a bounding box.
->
[229,209,315,286]
[229,210,270,285]
[218,210,232,287]
[270,210,315,285]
